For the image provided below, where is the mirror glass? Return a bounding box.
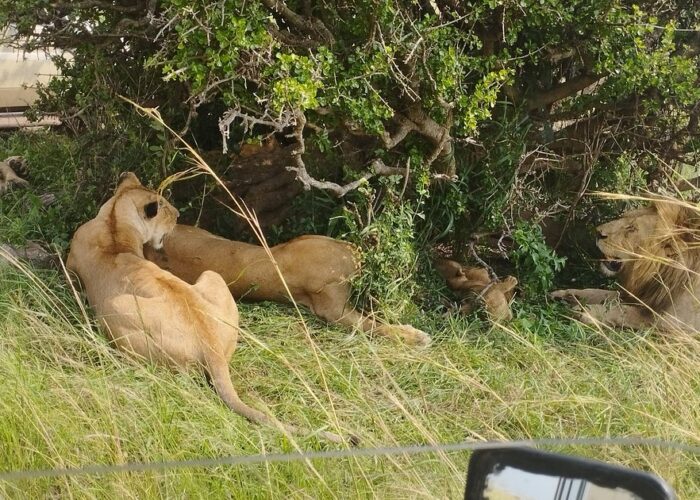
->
[483,465,640,500]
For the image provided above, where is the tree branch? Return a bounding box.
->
[260,0,334,45]
[381,114,417,149]
[218,108,293,154]
[267,26,324,48]
[526,73,605,110]
[50,0,145,13]
[404,103,456,175]
[286,112,413,197]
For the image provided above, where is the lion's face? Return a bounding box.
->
[110,172,179,250]
[595,199,698,278]
[595,206,659,277]
[591,199,700,313]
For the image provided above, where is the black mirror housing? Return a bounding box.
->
[464,447,675,500]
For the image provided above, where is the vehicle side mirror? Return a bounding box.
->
[464,447,675,500]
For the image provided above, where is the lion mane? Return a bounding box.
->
[618,202,700,313]
[552,199,700,331]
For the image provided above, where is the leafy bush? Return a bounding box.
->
[0,127,171,251]
[1,0,698,312]
[334,179,423,322]
[512,221,567,297]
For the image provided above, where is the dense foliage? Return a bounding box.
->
[1,0,699,308]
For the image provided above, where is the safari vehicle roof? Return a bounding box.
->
[0,25,63,128]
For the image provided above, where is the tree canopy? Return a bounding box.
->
[2,0,699,300]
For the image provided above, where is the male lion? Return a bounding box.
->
[143,225,430,346]
[551,199,700,332]
[67,173,344,443]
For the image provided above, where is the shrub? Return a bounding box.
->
[1,0,698,312]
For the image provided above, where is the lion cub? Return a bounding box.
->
[67,173,343,443]
[0,156,29,194]
[435,258,517,321]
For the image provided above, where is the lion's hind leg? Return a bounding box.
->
[308,284,431,346]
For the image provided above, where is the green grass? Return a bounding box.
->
[0,261,698,498]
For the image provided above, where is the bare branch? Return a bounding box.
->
[467,240,498,282]
[288,111,361,196]
[527,73,605,110]
[218,108,294,154]
[49,0,144,12]
[369,159,406,176]
[260,0,334,45]
[286,112,414,197]
[289,166,371,197]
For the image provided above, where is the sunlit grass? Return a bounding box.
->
[0,263,698,498]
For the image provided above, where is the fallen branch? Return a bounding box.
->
[0,242,55,269]
[675,175,700,192]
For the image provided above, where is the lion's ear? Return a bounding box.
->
[116,172,142,194]
[655,199,700,242]
[654,200,693,227]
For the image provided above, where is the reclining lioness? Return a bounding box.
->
[67,173,344,443]
[144,225,430,346]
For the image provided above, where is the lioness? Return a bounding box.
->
[67,173,344,442]
[143,225,430,346]
[551,199,700,332]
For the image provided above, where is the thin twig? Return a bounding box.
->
[467,240,499,282]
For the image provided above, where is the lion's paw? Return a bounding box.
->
[501,275,518,290]
[549,289,577,303]
[400,325,431,347]
[378,324,431,347]
[570,304,598,325]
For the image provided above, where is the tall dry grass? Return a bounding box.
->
[0,257,698,498]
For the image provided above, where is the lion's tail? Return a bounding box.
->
[205,356,349,445]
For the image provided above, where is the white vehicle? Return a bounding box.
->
[0,26,62,128]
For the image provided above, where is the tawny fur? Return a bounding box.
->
[551,199,700,332]
[434,258,517,321]
[144,224,430,346]
[0,156,29,194]
[67,173,345,443]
